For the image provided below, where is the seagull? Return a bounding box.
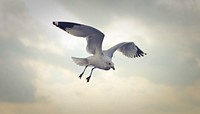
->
[53,21,146,82]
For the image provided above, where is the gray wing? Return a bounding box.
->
[103,42,146,58]
[53,21,104,55]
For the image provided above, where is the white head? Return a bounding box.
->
[103,56,115,70]
[105,61,115,70]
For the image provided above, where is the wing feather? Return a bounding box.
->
[53,21,104,55]
[104,42,146,58]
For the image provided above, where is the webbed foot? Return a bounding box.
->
[79,73,84,79]
[86,76,91,83]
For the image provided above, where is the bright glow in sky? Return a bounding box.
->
[0,0,200,114]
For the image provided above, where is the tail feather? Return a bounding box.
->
[71,57,88,66]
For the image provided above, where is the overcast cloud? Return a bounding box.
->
[0,0,200,114]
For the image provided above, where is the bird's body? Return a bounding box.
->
[88,54,114,70]
[53,21,146,82]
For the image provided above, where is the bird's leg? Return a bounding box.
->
[86,67,96,83]
[79,65,88,79]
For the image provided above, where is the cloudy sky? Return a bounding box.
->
[0,0,200,114]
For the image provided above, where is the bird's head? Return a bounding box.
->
[105,61,115,70]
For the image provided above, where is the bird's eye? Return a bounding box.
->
[108,63,111,65]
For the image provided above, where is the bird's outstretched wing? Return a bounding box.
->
[53,21,104,55]
[103,42,146,58]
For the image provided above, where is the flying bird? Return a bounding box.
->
[53,21,146,82]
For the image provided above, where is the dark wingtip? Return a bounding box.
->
[52,21,81,30]
[52,21,58,26]
[134,46,147,58]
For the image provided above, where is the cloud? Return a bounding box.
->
[29,75,200,114]
[156,0,200,11]
[0,0,38,103]
[1,0,200,114]
[0,38,39,103]
[0,0,84,103]
[0,0,71,103]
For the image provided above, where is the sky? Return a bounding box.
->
[0,0,200,114]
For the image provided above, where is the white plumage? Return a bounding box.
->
[53,21,146,82]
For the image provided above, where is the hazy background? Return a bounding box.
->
[0,0,200,114]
